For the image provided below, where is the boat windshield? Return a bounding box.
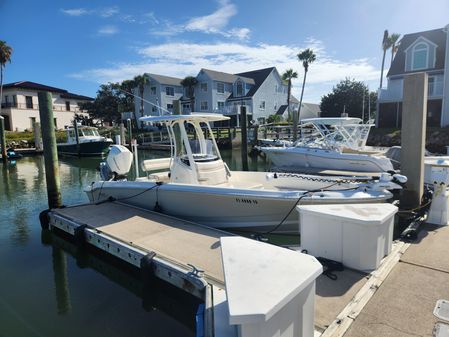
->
[82,128,100,137]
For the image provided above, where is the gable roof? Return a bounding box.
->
[147,73,183,86]
[3,81,94,100]
[200,69,255,84]
[235,67,276,97]
[299,102,321,119]
[388,27,446,77]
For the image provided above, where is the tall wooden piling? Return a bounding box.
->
[400,73,428,208]
[240,106,249,171]
[0,116,6,163]
[73,119,80,156]
[119,122,125,145]
[38,91,62,209]
[173,99,181,115]
[127,119,133,151]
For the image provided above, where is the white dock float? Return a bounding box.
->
[48,201,323,337]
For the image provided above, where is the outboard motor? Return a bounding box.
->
[99,145,133,181]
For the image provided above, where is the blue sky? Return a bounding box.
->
[1,0,448,103]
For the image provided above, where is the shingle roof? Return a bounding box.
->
[299,103,320,119]
[235,67,275,97]
[276,105,288,115]
[387,27,447,77]
[200,69,255,84]
[3,81,94,100]
[147,73,183,86]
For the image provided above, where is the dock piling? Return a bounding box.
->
[33,122,43,151]
[0,116,6,163]
[240,106,249,171]
[119,122,125,145]
[38,91,62,209]
[400,73,427,208]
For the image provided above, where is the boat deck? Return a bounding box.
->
[51,202,228,285]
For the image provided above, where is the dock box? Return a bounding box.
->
[297,203,398,272]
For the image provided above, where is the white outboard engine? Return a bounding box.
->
[99,145,133,181]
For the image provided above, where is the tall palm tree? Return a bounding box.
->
[379,30,391,89]
[281,69,298,121]
[180,76,198,113]
[0,41,13,116]
[295,48,316,141]
[133,74,149,127]
[389,33,401,65]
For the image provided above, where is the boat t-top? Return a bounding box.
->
[260,117,394,173]
[85,113,405,234]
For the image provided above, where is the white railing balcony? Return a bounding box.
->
[214,105,252,115]
[379,76,444,102]
[428,79,444,98]
[378,87,403,102]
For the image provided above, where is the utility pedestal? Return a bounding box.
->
[400,72,428,208]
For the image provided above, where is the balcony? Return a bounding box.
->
[0,102,84,112]
[379,75,444,102]
[214,105,253,115]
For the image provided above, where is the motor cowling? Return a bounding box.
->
[100,145,133,181]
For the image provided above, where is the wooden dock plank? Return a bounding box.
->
[53,202,229,283]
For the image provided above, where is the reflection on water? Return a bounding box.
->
[52,246,72,315]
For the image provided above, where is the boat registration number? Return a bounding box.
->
[236,198,258,205]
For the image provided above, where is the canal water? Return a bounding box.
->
[0,149,268,337]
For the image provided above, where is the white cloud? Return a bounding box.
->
[70,40,380,102]
[60,8,90,16]
[99,6,119,18]
[98,25,119,35]
[151,0,250,40]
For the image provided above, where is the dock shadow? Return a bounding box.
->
[316,268,368,298]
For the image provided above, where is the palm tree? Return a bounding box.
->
[0,41,13,116]
[389,33,401,65]
[295,48,316,141]
[180,76,198,113]
[281,69,298,121]
[133,74,149,127]
[379,30,391,89]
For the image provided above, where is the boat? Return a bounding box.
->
[57,125,113,157]
[6,148,23,160]
[259,117,394,173]
[84,114,406,234]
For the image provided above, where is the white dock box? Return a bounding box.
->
[297,203,398,272]
[221,236,322,337]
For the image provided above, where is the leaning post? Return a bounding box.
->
[240,106,249,171]
[127,119,133,151]
[400,72,428,208]
[0,116,7,163]
[38,91,62,209]
[73,119,80,156]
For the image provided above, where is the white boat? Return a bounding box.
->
[85,114,405,234]
[260,118,394,173]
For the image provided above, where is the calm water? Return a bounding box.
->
[0,149,268,337]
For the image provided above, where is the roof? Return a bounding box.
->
[290,94,300,104]
[140,113,230,123]
[387,27,447,77]
[147,73,183,86]
[3,81,94,100]
[275,105,288,115]
[235,67,275,97]
[200,69,255,84]
[299,102,321,119]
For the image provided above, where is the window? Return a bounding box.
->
[201,82,208,92]
[217,101,225,111]
[53,118,57,128]
[200,101,208,111]
[150,86,156,95]
[12,95,17,106]
[217,82,224,93]
[165,86,174,96]
[65,101,70,111]
[259,101,266,110]
[412,43,428,70]
[4,95,8,104]
[236,81,243,96]
[167,104,174,111]
[275,85,278,93]
[152,106,158,112]
[29,117,36,129]
[25,96,33,109]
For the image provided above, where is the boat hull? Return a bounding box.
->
[85,178,392,234]
[57,141,112,157]
[262,147,394,173]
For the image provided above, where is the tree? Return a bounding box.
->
[320,78,377,120]
[388,33,401,65]
[0,41,13,116]
[133,74,149,127]
[281,69,298,121]
[379,30,391,89]
[267,114,282,124]
[180,76,198,112]
[295,48,316,141]
[119,79,137,113]
[79,83,123,124]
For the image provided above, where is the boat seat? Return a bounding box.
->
[141,158,171,177]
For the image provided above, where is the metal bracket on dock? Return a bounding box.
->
[140,252,157,284]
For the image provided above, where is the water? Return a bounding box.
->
[0,149,268,337]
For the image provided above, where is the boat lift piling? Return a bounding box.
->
[38,91,62,210]
[0,116,6,163]
[240,106,249,171]
[33,121,43,151]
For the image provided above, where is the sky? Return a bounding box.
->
[1,0,448,103]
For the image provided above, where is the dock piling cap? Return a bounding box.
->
[220,236,322,325]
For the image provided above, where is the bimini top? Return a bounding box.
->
[140,113,230,124]
[301,117,363,126]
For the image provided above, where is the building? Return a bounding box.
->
[0,81,93,131]
[377,24,449,127]
[135,67,318,126]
